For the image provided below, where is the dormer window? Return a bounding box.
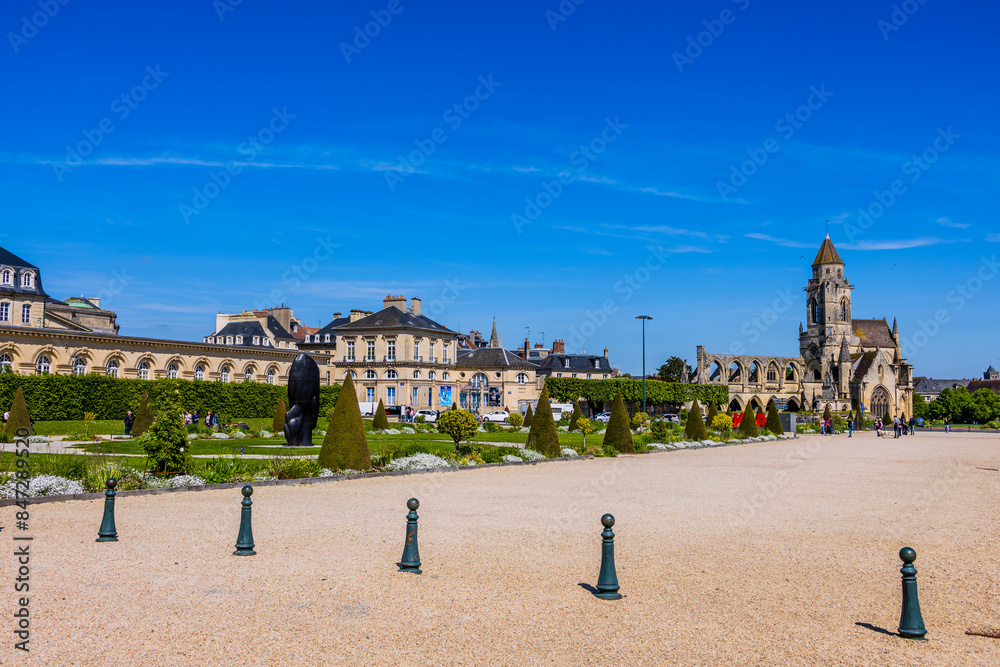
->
[235,335,243,344]
[253,336,260,345]
[21,272,33,288]
[226,336,234,345]
[325,334,331,343]
[1,269,10,285]
[263,338,270,346]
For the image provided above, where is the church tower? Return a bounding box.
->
[799,234,855,390]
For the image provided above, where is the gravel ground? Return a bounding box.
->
[8,431,1000,666]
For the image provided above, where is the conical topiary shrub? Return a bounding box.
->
[272,397,287,434]
[568,400,583,431]
[318,374,371,470]
[706,400,719,424]
[766,401,783,435]
[523,403,534,427]
[602,390,634,453]
[822,404,832,422]
[133,391,155,437]
[372,398,390,430]
[738,404,760,438]
[526,385,560,457]
[685,398,708,440]
[5,386,33,436]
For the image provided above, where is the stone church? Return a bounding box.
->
[695,235,914,419]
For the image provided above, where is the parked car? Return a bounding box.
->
[663,414,680,424]
[482,410,511,423]
[595,412,612,423]
[414,409,438,423]
[385,405,403,417]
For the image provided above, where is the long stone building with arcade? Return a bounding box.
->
[694,235,914,420]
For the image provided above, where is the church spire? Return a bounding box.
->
[839,338,852,363]
[489,318,500,348]
[812,234,844,266]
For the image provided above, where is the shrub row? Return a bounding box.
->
[0,374,340,421]
[544,377,729,407]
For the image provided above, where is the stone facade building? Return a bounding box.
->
[695,236,914,419]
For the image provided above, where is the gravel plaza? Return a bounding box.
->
[13,430,1000,665]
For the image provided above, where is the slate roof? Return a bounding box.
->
[535,354,614,373]
[307,316,351,341]
[813,235,844,265]
[332,306,457,335]
[852,319,896,349]
[455,347,536,369]
[852,351,878,382]
[912,377,973,394]
[209,320,269,346]
[0,246,48,298]
[967,379,1000,395]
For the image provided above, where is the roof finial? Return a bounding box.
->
[825,219,830,238]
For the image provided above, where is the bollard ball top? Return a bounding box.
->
[601,513,615,528]
[407,498,419,511]
[242,485,253,498]
[106,478,117,490]
[899,547,916,564]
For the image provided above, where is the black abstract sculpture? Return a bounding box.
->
[284,354,320,446]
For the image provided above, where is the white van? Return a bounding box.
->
[358,402,377,417]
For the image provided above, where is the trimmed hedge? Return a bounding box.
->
[0,374,340,421]
[602,390,634,453]
[545,377,728,407]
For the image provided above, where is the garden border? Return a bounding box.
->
[0,454,596,507]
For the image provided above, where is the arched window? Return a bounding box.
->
[244,368,254,382]
[441,372,450,381]
[195,365,205,380]
[168,364,178,379]
[0,353,12,372]
[413,370,421,380]
[471,373,489,387]
[345,370,356,380]
[516,372,528,384]
[766,366,777,382]
[266,369,275,385]
[0,270,10,285]
[363,369,377,380]
[138,362,150,380]
[427,371,436,380]
[220,366,231,383]
[73,358,86,375]
[21,272,33,288]
[37,355,50,374]
[385,369,398,379]
[107,360,119,377]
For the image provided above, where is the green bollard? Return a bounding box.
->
[594,514,622,600]
[95,478,119,542]
[397,498,422,574]
[898,547,927,639]
[233,485,256,556]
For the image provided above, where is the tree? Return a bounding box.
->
[656,356,690,383]
[506,412,523,428]
[970,389,1000,423]
[705,401,719,429]
[685,398,708,440]
[318,374,371,470]
[577,417,593,450]
[602,390,634,453]
[822,404,832,422]
[526,386,561,457]
[372,398,390,430]
[272,397,287,434]
[132,391,155,437]
[568,400,583,431]
[738,404,759,438]
[765,401,784,435]
[522,403,534,427]
[437,409,479,444]
[138,394,191,474]
[5,386,33,436]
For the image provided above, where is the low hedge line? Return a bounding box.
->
[0,374,340,421]
[544,377,729,407]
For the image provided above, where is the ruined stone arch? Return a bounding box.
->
[728,396,744,412]
[748,360,762,384]
[748,396,764,412]
[766,361,781,383]
[728,360,744,383]
[708,359,724,382]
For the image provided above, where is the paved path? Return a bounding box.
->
[15,431,1000,665]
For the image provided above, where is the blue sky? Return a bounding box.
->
[1,0,998,378]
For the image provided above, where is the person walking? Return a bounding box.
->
[2,410,8,425]
[944,417,950,433]
[909,416,916,434]
[192,410,200,425]
[893,416,901,438]
[848,418,853,438]
[123,410,135,436]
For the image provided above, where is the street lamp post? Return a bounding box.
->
[635,316,652,414]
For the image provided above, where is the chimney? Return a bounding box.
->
[383,294,407,310]
[89,297,101,309]
[333,312,342,321]
[524,338,529,358]
[552,338,565,354]
[603,347,609,359]
[411,297,421,316]
[216,312,229,333]
[349,309,365,323]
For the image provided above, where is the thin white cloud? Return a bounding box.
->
[986,233,1000,243]
[841,237,949,251]
[936,216,970,229]
[512,166,540,173]
[745,233,815,248]
[583,248,614,256]
[608,224,728,242]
